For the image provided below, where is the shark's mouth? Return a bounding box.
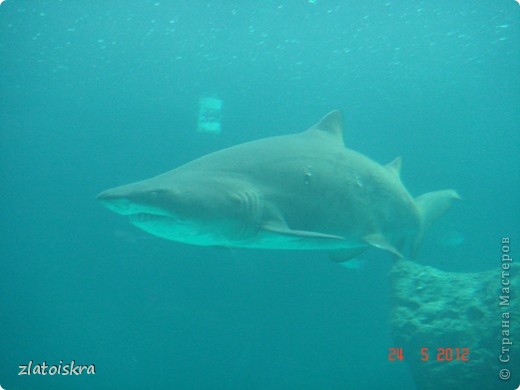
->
[127,211,214,244]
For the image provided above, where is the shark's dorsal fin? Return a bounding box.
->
[307,110,344,144]
[385,157,402,177]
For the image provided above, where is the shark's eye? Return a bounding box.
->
[150,191,158,198]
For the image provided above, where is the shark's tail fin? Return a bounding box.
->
[412,189,461,258]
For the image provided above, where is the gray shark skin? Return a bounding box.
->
[97,110,460,261]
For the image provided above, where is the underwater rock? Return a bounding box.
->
[389,259,518,389]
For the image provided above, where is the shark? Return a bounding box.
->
[97,110,460,261]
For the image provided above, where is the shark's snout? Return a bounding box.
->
[97,183,177,219]
[97,189,133,215]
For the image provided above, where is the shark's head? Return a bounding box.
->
[97,171,260,246]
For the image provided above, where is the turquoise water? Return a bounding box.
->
[1,1,518,389]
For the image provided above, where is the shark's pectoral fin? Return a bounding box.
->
[329,247,367,262]
[262,222,345,241]
[363,233,403,258]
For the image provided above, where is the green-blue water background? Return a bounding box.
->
[1,1,518,389]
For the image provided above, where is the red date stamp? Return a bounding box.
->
[388,347,470,362]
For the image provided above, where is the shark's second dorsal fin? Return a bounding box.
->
[385,157,402,177]
[308,110,344,144]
